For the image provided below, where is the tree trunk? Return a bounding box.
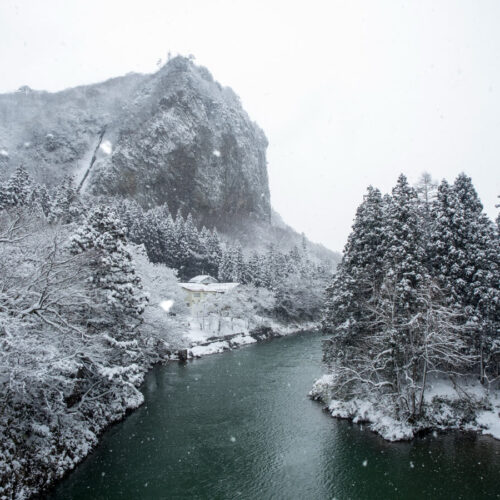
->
[418,358,428,415]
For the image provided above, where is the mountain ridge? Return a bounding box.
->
[0,56,339,264]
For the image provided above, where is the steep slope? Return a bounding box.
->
[0,73,146,185]
[89,57,270,229]
[0,57,270,230]
[0,57,338,263]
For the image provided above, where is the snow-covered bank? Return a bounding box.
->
[177,316,318,359]
[310,374,500,442]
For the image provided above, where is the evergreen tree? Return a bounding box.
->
[383,175,428,308]
[322,185,386,339]
[431,174,500,381]
[231,243,245,282]
[199,226,212,275]
[205,229,222,277]
[31,184,52,217]
[184,213,203,277]
[159,214,177,269]
[1,165,33,208]
[69,205,148,332]
[247,251,263,286]
[173,210,189,276]
[49,176,79,223]
[218,247,233,282]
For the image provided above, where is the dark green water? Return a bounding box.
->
[47,332,500,500]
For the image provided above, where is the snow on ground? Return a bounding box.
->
[182,314,316,359]
[311,374,500,442]
[0,149,9,157]
[230,334,257,346]
[191,341,229,357]
[476,390,500,440]
[183,321,209,344]
[183,315,250,343]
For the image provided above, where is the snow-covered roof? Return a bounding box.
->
[188,275,218,284]
[179,282,239,293]
[206,283,239,292]
[179,283,207,292]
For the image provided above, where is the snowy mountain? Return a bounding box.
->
[0,56,339,263]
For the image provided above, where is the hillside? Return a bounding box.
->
[0,56,339,264]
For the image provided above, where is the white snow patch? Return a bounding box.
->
[212,149,221,157]
[24,142,31,148]
[160,300,174,312]
[230,334,257,346]
[476,390,500,440]
[183,318,210,343]
[0,149,9,157]
[311,374,500,442]
[190,341,229,357]
[100,140,112,155]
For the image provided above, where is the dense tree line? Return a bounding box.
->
[0,166,332,324]
[322,173,499,421]
[115,199,330,291]
[113,197,332,320]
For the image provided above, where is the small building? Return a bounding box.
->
[188,275,218,285]
[179,275,239,307]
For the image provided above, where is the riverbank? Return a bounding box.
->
[27,319,316,500]
[310,374,500,442]
[47,330,500,500]
[175,316,319,359]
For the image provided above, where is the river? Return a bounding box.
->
[47,331,500,499]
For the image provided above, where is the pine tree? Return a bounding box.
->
[184,213,203,277]
[218,246,233,282]
[159,214,177,269]
[173,210,189,276]
[431,174,500,381]
[322,185,386,339]
[69,205,148,332]
[49,176,79,223]
[199,226,212,275]
[2,165,33,208]
[247,251,263,286]
[0,182,10,210]
[31,184,52,217]
[231,243,245,282]
[205,229,222,277]
[141,208,162,263]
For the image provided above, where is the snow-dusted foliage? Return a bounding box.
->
[69,205,148,325]
[0,196,185,498]
[192,284,276,334]
[114,200,222,280]
[320,173,499,438]
[114,198,331,321]
[130,244,187,351]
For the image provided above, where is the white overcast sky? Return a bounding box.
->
[1,0,499,251]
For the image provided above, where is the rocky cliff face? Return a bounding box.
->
[0,57,271,229]
[0,57,338,263]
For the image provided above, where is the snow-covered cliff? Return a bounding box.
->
[0,56,270,230]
